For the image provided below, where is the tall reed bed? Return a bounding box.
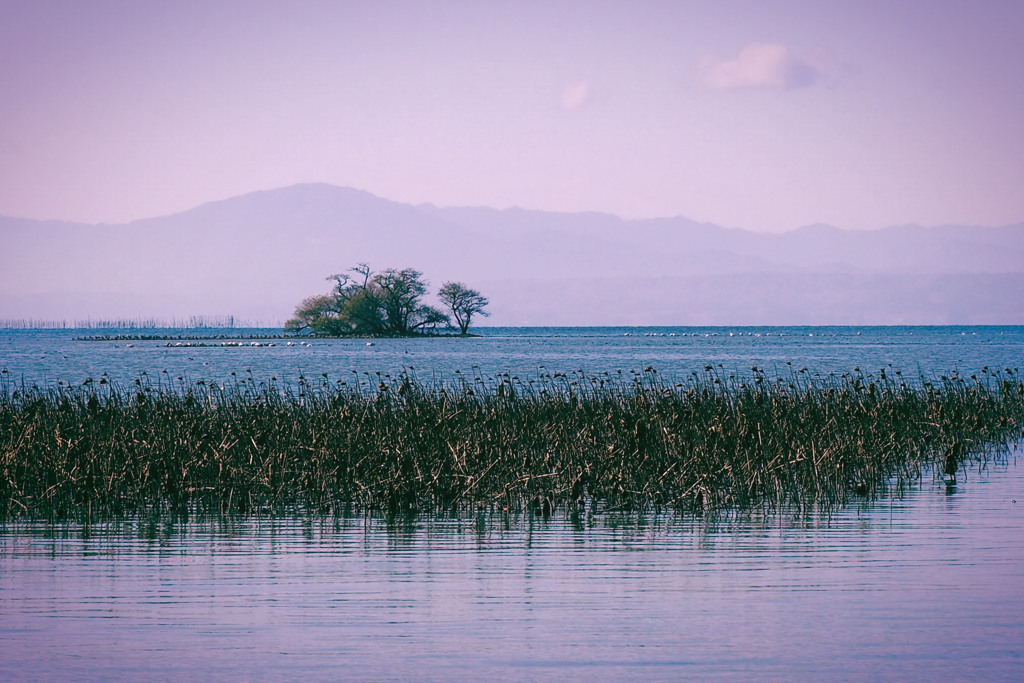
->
[0,315,244,330]
[1,366,1022,520]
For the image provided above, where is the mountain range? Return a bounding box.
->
[2,183,1022,325]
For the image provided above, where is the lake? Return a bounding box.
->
[3,325,1022,390]
[2,326,1023,681]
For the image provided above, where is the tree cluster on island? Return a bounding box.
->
[285,263,489,336]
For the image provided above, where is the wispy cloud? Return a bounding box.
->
[560,80,592,109]
[700,43,822,90]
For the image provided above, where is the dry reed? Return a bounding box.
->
[1,365,1022,520]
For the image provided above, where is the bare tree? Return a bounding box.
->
[439,282,489,335]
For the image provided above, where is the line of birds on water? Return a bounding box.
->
[117,340,379,348]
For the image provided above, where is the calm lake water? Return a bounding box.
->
[2,325,1022,389]
[2,326,1023,681]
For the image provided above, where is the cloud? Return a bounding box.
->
[700,43,821,90]
[560,80,592,110]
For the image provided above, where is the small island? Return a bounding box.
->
[285,263,489,337]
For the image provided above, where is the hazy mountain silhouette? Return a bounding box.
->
[2,183,1022,324]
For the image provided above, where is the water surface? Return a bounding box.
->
[3,325,1021,389]
[2,326,1022,680]
[2,455,1021,681]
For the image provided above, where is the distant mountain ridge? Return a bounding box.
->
[2,183,1022,325]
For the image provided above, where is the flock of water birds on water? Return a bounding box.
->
[160,340,316,348]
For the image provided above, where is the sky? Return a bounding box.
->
[1,0,1023,232]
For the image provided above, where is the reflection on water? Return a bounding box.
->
[2,455,1022,681]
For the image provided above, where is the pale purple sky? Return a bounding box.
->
[1,0,1022,232]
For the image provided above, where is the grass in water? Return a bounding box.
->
[1,366,1022,521]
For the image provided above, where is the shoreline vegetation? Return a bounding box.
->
[286,264,489,337]
[2,366,1022,522]
[0,316,247,330]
